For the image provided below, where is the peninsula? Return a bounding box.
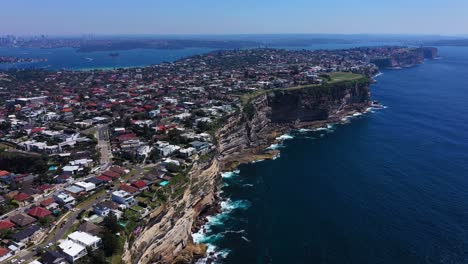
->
[0,46,437,264]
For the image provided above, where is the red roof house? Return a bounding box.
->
[119,184,138,194]
[27,207,52,219]
[132,180,147,190]
[102,170,119,179]
[38,184,53,193]
[13,192,31,202]
[0,220,15,230]
[40,197,55,207]
[96,175,112,182]
[0,247,10,259]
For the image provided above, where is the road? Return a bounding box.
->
[96,124,111,168]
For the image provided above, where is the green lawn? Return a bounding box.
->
[328,72,363,83]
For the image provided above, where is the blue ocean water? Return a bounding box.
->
[0,42,397,70]
[0,47,214,70]
[195,46,468,264]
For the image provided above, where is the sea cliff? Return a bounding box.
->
[121,47,438,264]
[370,47,438,69]
[122,77,371,264]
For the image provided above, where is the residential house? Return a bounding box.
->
[53,192,75,206]
[0,247,12,262]
[58,239,87,263]
[9,213,36,227]
[27,207,52,219]
[111,190,136,207]
[11,225,40,244]
[0,220,15,230]
[40,250,68,264]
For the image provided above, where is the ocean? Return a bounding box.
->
[0,42,397,70]
[194,46,468,264]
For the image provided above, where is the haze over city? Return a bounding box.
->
[2,0,468,36]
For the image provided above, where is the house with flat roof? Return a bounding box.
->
[112,190,136,207]
[68,231,101,250]
[59,239,86,263]
[73,181,96,192]
[54,192,76,205]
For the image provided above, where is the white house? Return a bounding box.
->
[54,192,76,205]
[59,239,87,263]
[68,231,102,250]
[73,182,96,192]
[112,190,136,207]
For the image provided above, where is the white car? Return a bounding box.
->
[18,260,25,264]
[10,259,17,263]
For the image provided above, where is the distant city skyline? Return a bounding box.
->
[2,0,468,36]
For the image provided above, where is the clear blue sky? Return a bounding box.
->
[2,0,467,36]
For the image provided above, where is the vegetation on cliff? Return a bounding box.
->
[241,72,369,107]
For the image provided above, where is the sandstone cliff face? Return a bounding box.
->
[122,159,221,264]
[123,78,371,264]
[219,78,371,159]
[370,47,438,69]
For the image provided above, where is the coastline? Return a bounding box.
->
[190,102,381,263]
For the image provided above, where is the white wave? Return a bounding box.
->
[243,183,254,187]
[221,199,251,211]
[193,199,250,264]
[266,143,283,150]
[276,134,294,141]
[221,170,240,178]
[251,159,264,164]
[241,236,251,243]
[373,72,383,78]
[314,127,328,131]
[298,128,313,133]
[272,153,281,160]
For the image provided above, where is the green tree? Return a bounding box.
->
[102,213,121,233]
[101,231,120,257]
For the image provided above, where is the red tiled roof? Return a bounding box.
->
[0,220,15,230]
[38,184,53,192]
[0,247,9,257]
[110,166,126,175]
[96,175,112,182]
[102,171,119,178]
[132,180,147,189]
[27,207,52,218]
[0,170,10,177]
[40,197,55,207]
[14,192,30,201]
[31,127,44,133]
[119,184,138,194]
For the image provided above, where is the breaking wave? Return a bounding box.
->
[193,198,251,263]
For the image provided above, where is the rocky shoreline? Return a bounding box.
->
[122,47,438,264]
[190,100,375,263]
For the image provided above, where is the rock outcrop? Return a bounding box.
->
[371,47,438,68]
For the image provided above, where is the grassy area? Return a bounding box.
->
[328,72,363,83]
[76,189,106,210]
